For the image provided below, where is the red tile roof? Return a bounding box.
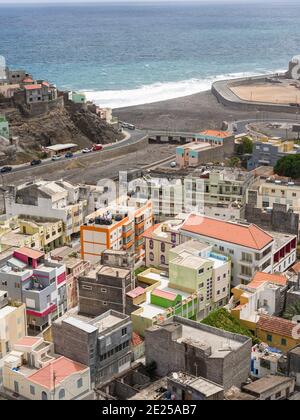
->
[15,336,41,347]
[200,130,231,138]
[142,224,161,239]
[42,81,50,87]
[257,315,299,339]
[28,357,88,390]
[131,332,144,347]
[126,287,145,299]
[22,78,34,83]
[24,84,42,91]
[15,247,44,260]
[181,215,273,250]
[249,272,287,289]
[152,289,178,301]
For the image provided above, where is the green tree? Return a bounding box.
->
[237,137,253,155]
[283,301,300,320]
[274,155,300,179]
[228,157,241,168]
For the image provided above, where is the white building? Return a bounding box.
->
[180,215,275,286]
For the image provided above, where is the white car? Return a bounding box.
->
[82,148,92,154]
[52,155,61,161]
[170,161,177,168]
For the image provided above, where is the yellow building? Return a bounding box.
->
[257,315,300,353]
[0,216,64,253]
[0,291,27,359]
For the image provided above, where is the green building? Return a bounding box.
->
[69,91,86,104]
[0,115,9,139]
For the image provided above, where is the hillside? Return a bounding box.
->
[1,104,123,164]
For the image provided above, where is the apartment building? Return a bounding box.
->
[271,231,297,273]
[128,240,231,336]
[248,177,300,214]
[50,246,91,310]
[140,167,254,221]
[251,344,284,379]
[0,216,64,252]
[241,375,295,400]
[52,310,132,385]
[78,264,133,317]
[0,291,27,359]
[231,272,289,331]
[80,198,153,263]
[143,219,184,268]
[249,139,300,169]
[176,142,213,168]
[180,214,274,286]
[2,336,92,400]
[145,316,252,390]
[0,247,67,332]
[5,180,88,243]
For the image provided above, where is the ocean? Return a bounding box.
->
[1,1,300,108]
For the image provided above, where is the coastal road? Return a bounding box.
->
[231,117,300,136]
[0,128,146,177]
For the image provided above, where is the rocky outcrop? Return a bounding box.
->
[3,103,123,164]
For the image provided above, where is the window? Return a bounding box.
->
[198,268,204,275]
[161,255,166,265]
[267,334,273,343]
[122,328,127,336]
[275,391,282,399]
[149,240,154,250]
[30,385,35,396]
[281,338,287,346]
[82,285,92,291]
[161,243,165,253]
[59,389,65,400]
[101,288,107,293]
[77,378,83,389]
[41,391,48,400]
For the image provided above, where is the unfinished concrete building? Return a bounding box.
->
[145,316,252,390]
[52,309,132,385]
[78,264,134,317]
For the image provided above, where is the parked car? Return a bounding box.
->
[82,148,92,154]
[30,159,42,166]
[65,152,74,158]
[0,166,12,173]
[92,144,103,151]
[170,161,177,168]
[51,155,61,161]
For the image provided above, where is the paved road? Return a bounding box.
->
[0,129,146,177]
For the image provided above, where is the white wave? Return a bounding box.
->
[84,69,286,109]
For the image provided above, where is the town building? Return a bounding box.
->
[271,230,297,273]
[78,264,134,317]
[256,315,300,353]
[52,309,132,386]
[251,343,285,379]
[49,246,91,311]
[101,249,135,270]
[128,241,231,336]
[167,372,224,400]
[176,142,214,168]
[245,203,299,237]
[180,214,274,286]
[2,336,92,400]
[145,316,252,390]
[5,180,88,243]
[0,115,9,139]
[143,219,184,268]
[247,176,300,217]
[0,216,64,253]
[249,139,300,169]
[140,167,253,221]
[0,291,27,359]
[0,247,67,332]
[287,345,300,387]
[241,375,295,400]
[69,91,86,104]
[231,272,289,332]
[80,198,153,263]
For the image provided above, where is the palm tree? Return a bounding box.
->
[284,301,300,320]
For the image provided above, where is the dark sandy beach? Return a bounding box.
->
[114,90,296,132]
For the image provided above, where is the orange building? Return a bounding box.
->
[80,199,153,263]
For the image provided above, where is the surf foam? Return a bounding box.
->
[84,69,285,109]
